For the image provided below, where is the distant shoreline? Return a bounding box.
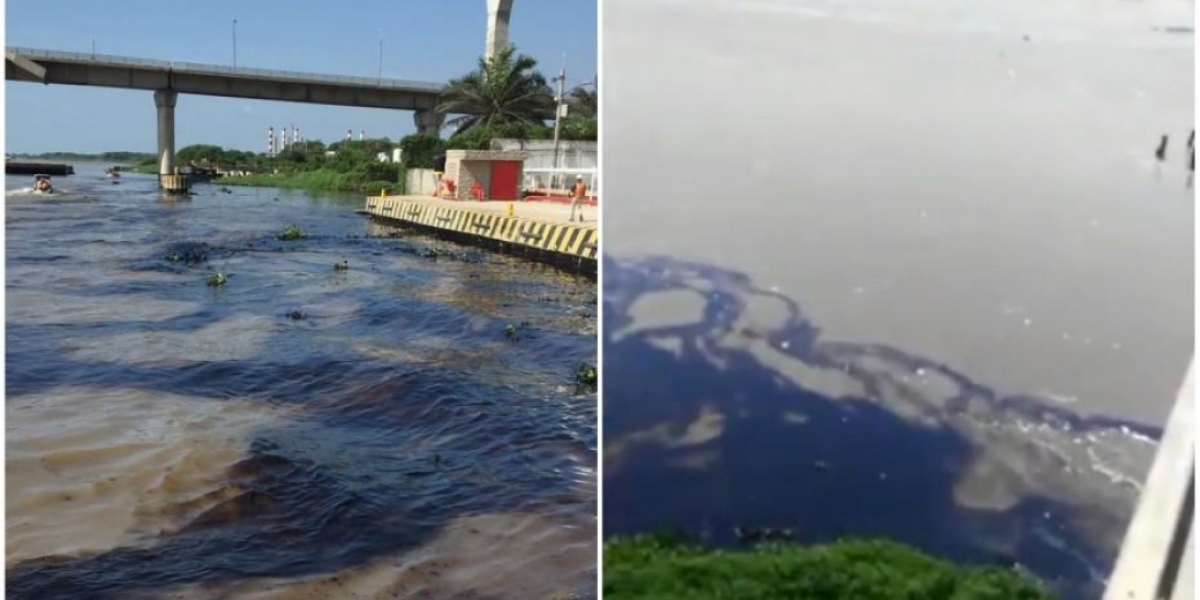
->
[220,171,398,195]
[8,152,154,163]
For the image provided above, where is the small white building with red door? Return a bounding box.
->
[442,149,527,201]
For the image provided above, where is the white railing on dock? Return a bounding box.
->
[523,167,600,200]
[1104,359,1194,600]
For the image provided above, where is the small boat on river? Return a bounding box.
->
[33,174,53,194]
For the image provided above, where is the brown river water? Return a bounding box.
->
[6,164,597,599]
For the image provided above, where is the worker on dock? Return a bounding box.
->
[570,175,587,222]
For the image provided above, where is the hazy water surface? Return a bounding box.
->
[603,0,1192,597]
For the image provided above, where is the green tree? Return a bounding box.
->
[444,121,553,150]
[437,45,555,136]
[557,81,597,141]
[295,140,327,155]
[328,144,372,171]
[568,83,597,118]
[176,144,227,165]
[398,134,447,169]
[561,116,597,141]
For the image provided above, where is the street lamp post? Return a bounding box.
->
[552,72,597,190]
[551,64,567,185]
[232,19,238,67]
[377,31,383,84]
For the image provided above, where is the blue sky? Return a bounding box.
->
[4,0,597,154]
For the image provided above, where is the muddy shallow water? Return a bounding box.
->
[602,0,1191,598]
[6,165,597,599]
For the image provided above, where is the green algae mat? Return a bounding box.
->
[603,535,1055,600]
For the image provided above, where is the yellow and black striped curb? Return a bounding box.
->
[364,197,598,261]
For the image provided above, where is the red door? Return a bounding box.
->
[489,161,521,201]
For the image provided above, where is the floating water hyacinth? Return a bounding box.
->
[277,224,308,241]
[206,272,227,286]
[575,363,597,391]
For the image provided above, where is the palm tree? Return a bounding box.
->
[568,82,597,119]
[437,45,556,136]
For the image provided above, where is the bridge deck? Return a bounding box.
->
[7,47,443,92]
[5,47,556,118]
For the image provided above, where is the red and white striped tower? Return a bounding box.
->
[268,127,275,156]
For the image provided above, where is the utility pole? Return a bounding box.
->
[551,58,567,184]
[232,19,238,67]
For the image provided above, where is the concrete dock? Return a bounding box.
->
[6,161,75,176]
[363,195,598,267]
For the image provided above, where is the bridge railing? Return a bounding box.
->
[7,46,445,92]
[9,46,173,69]
[1103,358,1194,600]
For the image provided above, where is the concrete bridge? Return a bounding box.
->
[5,0,517,192]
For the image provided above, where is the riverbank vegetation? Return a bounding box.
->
[604,533,1054,600]
[127,44,595,193]
[13,151,154,164]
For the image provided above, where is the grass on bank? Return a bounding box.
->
[219,170,400,195]
[603,534,1055,600]
[130,163,401,195]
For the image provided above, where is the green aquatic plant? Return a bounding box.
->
[163,243,209,265]
[277,224,308,241]
[206,272,227,286]
[575,363,597,392]
[603,535,1055,600]
[505,321,534,342]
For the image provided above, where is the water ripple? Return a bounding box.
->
[6,167,596,599]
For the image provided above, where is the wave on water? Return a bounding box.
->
[5,172,597,600]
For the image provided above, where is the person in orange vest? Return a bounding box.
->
[570,175,587,222]
[432,152,447,197]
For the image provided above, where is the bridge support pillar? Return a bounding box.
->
[154,89,188,194]
[485,0,513,59]
[414,110,445,138]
